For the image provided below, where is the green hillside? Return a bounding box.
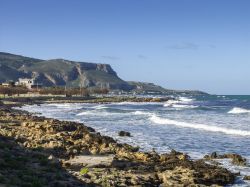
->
[0,52,208,94]
[0,52,132,90]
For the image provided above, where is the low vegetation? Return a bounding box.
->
[79,167,89,175]
[0,86,29,97]
[0,86,109,97]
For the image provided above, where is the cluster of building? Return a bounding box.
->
[0,78,42,89]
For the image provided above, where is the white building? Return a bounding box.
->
[17,78,36,89]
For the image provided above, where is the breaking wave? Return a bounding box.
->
[179,97,194,103]
[48,103,80,109]
[90,105,109,110]
[164,97,197,109]
[171,104,198,109]
[132,111,152,116]
[150,115,250,136]
[163,100,180,107]
[115,102,162,105]
[76,111,96,116]
[228,107,250,114]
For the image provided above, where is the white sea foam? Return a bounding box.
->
[132,111,152,116]
[150,115,250,136]
[76,111,95,116]
[114,102,161,105]
[179,97,194,103]
[48,103,72,108]
[48,103,83,110]
[164,97,197,109]
[228,107,250,114]
[77,111,118,116]
[90,105,109,110]
[163,100,180,107]
[171,104,198,109]
[217,95,226,98]
[164,96,193,105]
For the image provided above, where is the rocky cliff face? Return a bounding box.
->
[0,52,133,91]
[0,52,208,95]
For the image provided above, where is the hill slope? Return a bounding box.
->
[0,52,208,95]
[128,81,208,95]
[0,52,132,90]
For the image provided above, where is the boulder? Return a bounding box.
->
[159,167,196,186]
[118,131,131,137]
[211,151,218,159]
[243,176,250,180]
[224,154,247,166]
[204,152,247,166]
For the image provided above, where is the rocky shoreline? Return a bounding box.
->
[0,97,246,186]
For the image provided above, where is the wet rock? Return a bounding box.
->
[48,155,60,165]
[118,131,131,137]
[0,107,237,187]
[243,175,250,180]
[159,166,196,186]
[204,152,247,166]
[225,154,247,166]
[111,157,138,169]
[211,151,218,159]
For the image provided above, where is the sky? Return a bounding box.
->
[0,0,249,94]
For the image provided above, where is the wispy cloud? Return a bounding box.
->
[137,54,148,59]
[166,42,199,50]
[101,55,119,60]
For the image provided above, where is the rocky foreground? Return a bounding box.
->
[0,101,239,187]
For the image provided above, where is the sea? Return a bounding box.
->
[19,94,250,186]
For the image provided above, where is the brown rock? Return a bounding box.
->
[118,131,131,137]
[243,175,250,180]
[225,154,247,166]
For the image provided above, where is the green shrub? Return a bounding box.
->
[79,167,89,175]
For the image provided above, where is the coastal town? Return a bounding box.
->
[0,78,41,89]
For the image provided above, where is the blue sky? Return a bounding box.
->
[0,0,249,94]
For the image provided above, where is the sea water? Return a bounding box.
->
[19,95,250,186]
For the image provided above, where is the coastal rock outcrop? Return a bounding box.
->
[0,107,237,186]
[204,152,247,166]
[243,176,250,180]
[118,131,131,137]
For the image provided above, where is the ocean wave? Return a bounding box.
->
[114,102,162,106]
[76,110,121,116]
[164,97,197,109]
[76,111,95,116]
[163,100,180,107]
[164,97,193,105]
[150,115,250,136]
[228,107,250,114]
[179,97,194,103]
[171,104,198,109]
[90,105,109,110]
[132,111,152,116]
[48,103,82,110]
[48,103,72,108]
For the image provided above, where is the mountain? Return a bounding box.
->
[128,81,169,93]
[0,52,132,90]
[0,52,208,95]
[127,81,208,95]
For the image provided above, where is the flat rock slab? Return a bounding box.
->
[67,154,114,168]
